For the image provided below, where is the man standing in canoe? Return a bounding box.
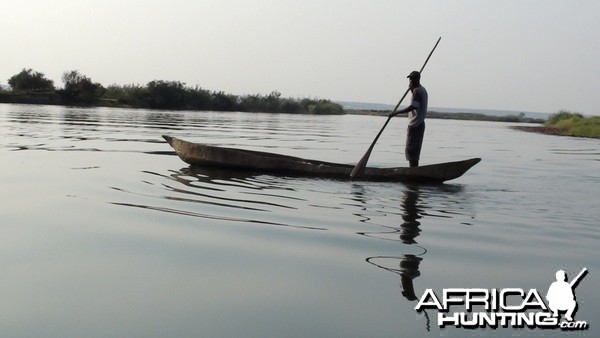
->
[389,71,428,167]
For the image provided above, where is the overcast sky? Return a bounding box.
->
[2,0,599,114]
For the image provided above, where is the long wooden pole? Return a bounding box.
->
[350,37,441,179]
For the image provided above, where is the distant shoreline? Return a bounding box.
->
[0,94,546,124]
[346,109,545,124]
[0,95,545,124]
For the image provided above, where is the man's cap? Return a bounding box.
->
[407,71,421,80]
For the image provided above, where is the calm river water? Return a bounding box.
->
[1,104,598,337]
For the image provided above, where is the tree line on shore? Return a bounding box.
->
[0,68,344,114]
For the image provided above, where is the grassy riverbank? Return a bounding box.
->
[545,111,600,137]
[512,110,600,138]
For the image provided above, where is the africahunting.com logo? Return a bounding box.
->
[415,268,589,330]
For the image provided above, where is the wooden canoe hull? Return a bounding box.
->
[163,135,480,183]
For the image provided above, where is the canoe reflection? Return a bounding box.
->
[114,166,328,231]
[173,166,258,182]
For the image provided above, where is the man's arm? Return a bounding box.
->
[389,105,415,118]
[389,89,420,118]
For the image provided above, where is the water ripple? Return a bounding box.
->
[110,202,326,230]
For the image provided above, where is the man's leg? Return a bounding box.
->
[406,123,425,167]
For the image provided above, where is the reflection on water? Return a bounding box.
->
[111,154,474,328]
[362,186,428,321]
[112,166,328,231]
[357,184,474,332]
[368,255,431,331]
[357,186,427,244]
[368,254,423,300]
[362,186,427,294]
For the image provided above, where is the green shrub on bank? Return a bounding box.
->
[61,70,105,105]
[8,68,55,93]
[306,100,344,114]
[546,110,583,125]
[545,110,600,138]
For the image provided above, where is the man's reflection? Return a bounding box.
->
[398,254,422,301]
[399,185,423,244]
[365,185,430,330]
[366,185,425,301]
[367,254,422,301]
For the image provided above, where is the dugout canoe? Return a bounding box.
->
[163,135,480,183]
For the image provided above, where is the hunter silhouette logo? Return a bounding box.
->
[415,267,589,330]
[546,268,587,322]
